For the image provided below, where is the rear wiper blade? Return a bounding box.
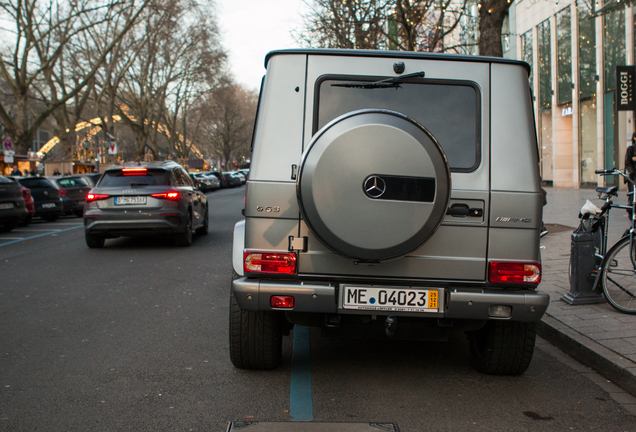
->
[331,71,425,89]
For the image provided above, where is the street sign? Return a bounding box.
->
[4,149,14,163]
[3,138,12,151]
[108,144,117,155]
[617,66,635,111]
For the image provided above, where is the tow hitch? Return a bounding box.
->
[385,316,397,337]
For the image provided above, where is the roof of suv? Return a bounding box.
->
[264,49,531,73]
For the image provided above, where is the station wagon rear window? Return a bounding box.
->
[316,77,480,171]
[99,169,169,187]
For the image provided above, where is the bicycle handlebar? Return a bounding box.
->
[595,168,636,186]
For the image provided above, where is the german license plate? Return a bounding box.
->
[342,286,440,313]
[0,203,14,210]
[115,196,147,205]
[42,203,55,209]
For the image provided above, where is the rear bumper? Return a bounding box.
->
[0,207,28,223]
[84,212,185,236]
[231,277,549,323]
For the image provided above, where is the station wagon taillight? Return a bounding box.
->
[489,262,541,284]
[87,193,109,202]
[151,191,179,200]
[244,251,297,274]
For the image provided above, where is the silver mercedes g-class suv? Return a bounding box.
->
[230,49,549,375]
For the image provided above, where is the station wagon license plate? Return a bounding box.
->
[41,203,56,208]
[115,196,147,205]
[0,203,14,210]
[342,286,440,313]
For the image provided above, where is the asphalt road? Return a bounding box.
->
[1,186,634,431]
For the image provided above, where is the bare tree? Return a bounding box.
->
[116,0,225,160]
[388,0,468,53]
[201,84,256,170]
[296,0,469,53]
[0,0,148,154]
[296,0,385,49]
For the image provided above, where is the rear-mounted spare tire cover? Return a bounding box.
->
[298,109,451,262]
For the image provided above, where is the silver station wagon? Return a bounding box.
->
[230,49,549,375]
[83,161,208,248]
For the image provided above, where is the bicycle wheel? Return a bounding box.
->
[601,237,636,314]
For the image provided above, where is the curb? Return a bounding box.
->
[538,314,636,398]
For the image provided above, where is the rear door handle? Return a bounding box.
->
[446,204,483,217]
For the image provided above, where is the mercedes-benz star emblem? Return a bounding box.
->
[364,176,386,199]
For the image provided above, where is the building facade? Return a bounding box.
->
[506,0,635,188]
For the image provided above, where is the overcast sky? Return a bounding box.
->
[216,0,306,92]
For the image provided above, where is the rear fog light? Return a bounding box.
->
[270,296,294,308]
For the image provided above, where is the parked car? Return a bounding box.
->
[207,171,231,188]
[17,177,64,222]
[229,49,549,375]
[221,171,242,187]
[200,173,221,190]
[0,175,28,232]
[83,161,209,248]
[19,185,35,226]
[70,173,103,187]
[189,172,220,192]
[229,171,246,185]
[51,176,92,217]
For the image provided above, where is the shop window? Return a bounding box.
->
[556,6,572,105]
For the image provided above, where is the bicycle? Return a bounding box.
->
[586,168,636,314]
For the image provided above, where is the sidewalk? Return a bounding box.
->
[538,186,636,398]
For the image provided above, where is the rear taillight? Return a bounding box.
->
[151,191,179,200]
[489,262,541,284]
[87,193,110,202]
[244,251,297,274]
[59,190,68,196]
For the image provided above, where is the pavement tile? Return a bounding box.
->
[627,354,636,362]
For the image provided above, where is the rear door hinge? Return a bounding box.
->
[291,164,298,180]
[288,236,308,252]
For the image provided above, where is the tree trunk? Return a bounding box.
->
[478,0,511,57]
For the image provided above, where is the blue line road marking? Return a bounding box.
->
[0,225,83,247]
[290,325,313,421]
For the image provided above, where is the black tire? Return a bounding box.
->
[229,291,282,370]
[0,221,17,233]
[601,237,636,314]
[44,215,59,222]
[19,214,32,227]
[85,232,105,248]
[195,206,209,235]
[175,212,193,247]
[467,321,537,375]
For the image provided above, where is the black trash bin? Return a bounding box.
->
[563,220,606,304]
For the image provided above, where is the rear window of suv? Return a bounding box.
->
[99,169,170,187]
[316,77,481,172]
